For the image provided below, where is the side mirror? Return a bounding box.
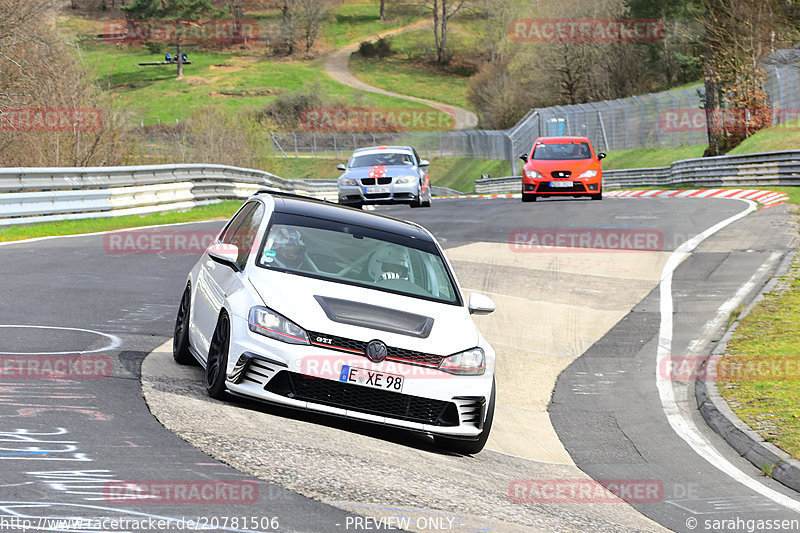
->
[419,159,430,167]
[207,243,241,272]
[519,153,528,163]
[337,164,346,171]
[468,293,496,315]
[598,153,606,160]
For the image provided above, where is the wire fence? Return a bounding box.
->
[268,86,708,176]
[507,88,705,156]
[764,48,800,125]
[266,130,514,162]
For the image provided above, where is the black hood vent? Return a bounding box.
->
[314,295,434,338]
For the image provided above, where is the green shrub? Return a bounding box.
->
[145,41,166,55]
[358,37,391,58]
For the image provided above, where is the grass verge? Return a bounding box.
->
[718,256,800,460]
[323,2,424,49]
[82,42,430,124]
[348,29,474,110]
[603,120,800,171]
[0,202,241,243]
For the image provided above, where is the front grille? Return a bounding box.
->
[550,170,572,179]
[536,182,588,193]
[307,331,445,367]
[360,177,393,185]
[265,371,460,426]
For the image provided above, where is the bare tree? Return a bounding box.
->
[380,0,386,21]
[416,0,470,65]
[700,0,785,155]
[280,0,296,54]
[475,0,519,64]
[294,0,337,52]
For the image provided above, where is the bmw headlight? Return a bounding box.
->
[578,170,598,178]
[524,170,543,179]
[248,306,309,345]
[340,178,358,187]
[439,347,485,375]
[395,175,417,185]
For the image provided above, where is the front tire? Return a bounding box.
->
[421,192,431,208]
[434,380,495,455]
[172,285,195,365]
[521,188,537,202]
[591,189,603,201]
[205,312,230,400]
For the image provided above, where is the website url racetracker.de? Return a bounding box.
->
[0,516,280,531]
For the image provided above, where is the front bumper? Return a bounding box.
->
[338,182,419,205]
[224,314,492,438]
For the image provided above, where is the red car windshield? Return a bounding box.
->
[532,142,592,160]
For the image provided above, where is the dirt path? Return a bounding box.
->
[322,20,479,131]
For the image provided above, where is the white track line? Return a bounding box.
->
[0,325,121,355]
[656,198,800,513]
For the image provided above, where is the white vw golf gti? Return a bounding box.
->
[173,192,496,453]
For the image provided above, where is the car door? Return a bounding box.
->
[191,201,264,357]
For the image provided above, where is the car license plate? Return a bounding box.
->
[550,181,573,188]
[339,365,404,392]
[364,186,389,194]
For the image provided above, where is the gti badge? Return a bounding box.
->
[365,340,388,363]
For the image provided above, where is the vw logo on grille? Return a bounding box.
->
[365,340,388,363]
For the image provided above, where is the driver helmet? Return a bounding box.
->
[273,227,306,269]
[371,247,410,281]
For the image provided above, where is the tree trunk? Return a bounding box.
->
[439,0,448,64]
[176,41,184,79]
[232,0,243,43]
[432,0,441,61]
[702,23,722,156]
[282,0,294,55]
[380,0,385,21]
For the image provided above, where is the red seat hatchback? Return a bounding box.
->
[519,136,605,202]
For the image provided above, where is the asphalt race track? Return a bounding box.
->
[0,195,798,532]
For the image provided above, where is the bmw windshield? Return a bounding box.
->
[257,213,460,305]
[349,152,415,167]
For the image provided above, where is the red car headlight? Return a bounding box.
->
[524,170,543,179]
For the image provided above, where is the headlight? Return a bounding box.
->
[524,170,542,179]
[395,175,416,184]
[578,170,598,178]
[248,306,309,345]
[340,178,358,187]
[439,347,485,375]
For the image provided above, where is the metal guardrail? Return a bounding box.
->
[0,164,339,226]
[474,150,800,194]
[3,150,797,225]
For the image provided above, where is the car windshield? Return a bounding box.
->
[257,213,459,305]
[349,152,415,168]
[532,142,592,160]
